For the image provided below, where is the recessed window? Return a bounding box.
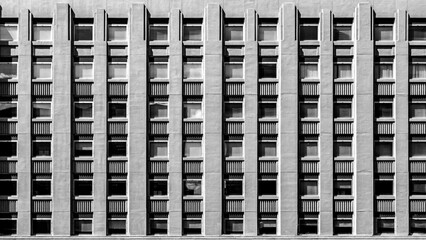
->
[0,218,17,235]
[334,102,351,118]
[32,217,51,234]
[149,19,168,41]
[334,57,352,79]
[258,175,277,195]
[259,142,277,157]
[300,19,318,41]
[225,19,243,41]
[33,19,52,41]
[108,102,127,118]
[184,141,202,158]
[149,57,168,79]
[225,102,243,118]
[74,20,93,41]
[376,216,394,234]
[334,142,352,157]
[108,57,127,79]
[150,102,168,119]
[334,214,352,235]
[0,102,17,118]
[183,219,202,235]
[0,21,18,41]
[375,57,394,79]
[150,218,168,235]
[299,214,318,234]
[333,19,353,41]
[410,57,426,79]
[74,142,93,157]
[225,57,243,79]
[300,58,319,79]
[183,57,202,79]
[108,19,127,41]
[108,219,126,235]
[375,19,394,41]
[258,19,277,41]
[150,142,168,158]
[183,175,202,195]
[0,142,17,157]
[225,141,243,157]
[224,174,243,196]
[33,57,52,79]
[300,140,318,157]
[0,178,17,196]
[33,142,51,157]
[75,102,93,118]
[300,175,318,195]
[334,174,352,196]
[300,101,318,118]
[225,219,243,234]
[410,101,426,118]
[183,19,202,41]
[183,102,202,119]
[410,174,426,195]
[74,178,93,196]
[375,141,393,157]
[108,142,127,157]
[259,102,276,118]
[375,102,393,118]
[411,141,426,157]
[33,178,51,195]
[74,57,93,79]
[259,57,277,79]
[0,56,18,79]
[149,175,168,196]
[410,19,426,41]
[410,213,426,234]
[259,218,277,235]
[74,219,92,235]
[108,175,127,196]
[375,174,394,195]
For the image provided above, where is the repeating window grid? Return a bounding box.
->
[108,23,128,42]
[0,23,18,41]
[149,57,169,80]
[73,174,93,197]
[74,57,94,80]
[108,57,128,80]
[32,22,52,41]
[334,57,352,79]
[149,140,168,159]
[74,140,93,158]
[74,101,93,119]
[32,140,52,158]
[375,57,394,80]
[0,57,18,80]
[32,57,52,80]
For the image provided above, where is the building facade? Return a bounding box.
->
[0,0,426,237]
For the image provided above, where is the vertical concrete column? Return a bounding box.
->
[394,9,409,236]
[52,3,72,235]
[93,9,107,236]
[279,3,298,236]
[128,3,148,236]
[203,3,223,236]
[244,8,258,236]
[168,8,183,236]
[17,9,32,236]
[354,3,374,235]
[319,9,334,236]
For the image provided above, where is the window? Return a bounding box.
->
[149,57,168,79]
[32,215,51,234]
[300,58,319,79]
[183,102,202,119]
[108,19,127,41]
[410,57,426,79]
[184,141,202,158]
[108,141,127,157]
[410,174,426,195]
[375,19,394,41]
[183,19,202,41]
[74,57,93,79]
[299,214,318,234]
[300,100,318,118]
[183,217,202,235]
[108,216,126,235]
[225,19,243,41]
[0,101,17,118]
[32,141,51,157]
[411,213,426,234]
[375,100,393,118]
[74,19,93,41]
[0,21,18,41]
[183,174,202,195]
[410,99,426,118]
[224,215,243,234]
[108,174,127,196]
[150,101,168,119]
[74,218,92,235]
[259,102,277,119]
[259,215,277,235]
[32,175,51,196]
[258,174,277,196]
[224,174,243,196]
[149,175,168,196]
[108,57,127,79]
[33,57,52,79]
[0,174,17,196]
[74,174,93,196]
[224,57,243,79]
[375,174,394,195]
[183,57,202,79]
[300,137,319,157]
[74,102,93,118]
[149,19,168,41]
[108,102,126,118]
[0,55,18,79]
[225,102,243,118]
[410,19,426,41]
[225,141,243,157]
[0,215,17,235]
[259,141,277,157]
[150,142,168,158]
[334,57,352,79]
[259,57,277,79]
[0,141,17,157]
[150,214,168,235]
[33,19,52,41]
[334,99,352,118]
[375,136,393,157]
[334,174,352,196]
[410,136,426,157]
[300,19,318,41]
[334,136,352,157]
[333,19,353,41]
[375,57,394,79]
[376,214,394,234]
[334,214,352,234]
[74,141,92,157]
[258,19,277,41]
[300,175,318,195]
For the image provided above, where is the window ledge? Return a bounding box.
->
[74,196,94,200]
[74,118,94,122]
[183,118,203,122]
[409,157,426,161]
[409,195,426,200]
[0,118,18,122]
[225,119,244,122]
[375,157,395,161]
[32,78,53,82]
[409,41,426,46]
[107,196,128,200]
[333,41,354,46]
[31,157,52,161]
[107,118,128,122]
[300,195,320,200]
[259,78,278,82]
[0,41,18,46]
[225,196,244,200]
[107,157,128,161]
[333,78,353,83]
[150,119,169,122]
[258,118,278,122]
[32,196,52,200]
[409,118,426,122]
[375,118,395,122]
[148,41,169,46]
[333,195,354,200]
[375,41,395,46]
[300,78,320,82]
[0,157,18,161]
[334,118,353,122]
[74,157,94,161]
[224,41,244,46]
[149,196,169,200]
[32,41,53,45]
[183,41,203,46]
[74,41,94,46]
[300,118,320,122]
[300,157,320,161]
[32,118,52,122]
[258,157,279,161]
[376,78,395,82]
[149,158,169,161]
[182,157,203,161]
[258,41,278,46]
[149,78,169,83]
[299,40,320,46]
[107,78,128,81]
[183,196,203,200]
[375,195,395,200]
[409,78,426,83]
[258,196,278,200]
[73,79,94,82]
[225,78,245,82]
[225,157,244,161]
[0,196,18,200]
[333,157,354,161]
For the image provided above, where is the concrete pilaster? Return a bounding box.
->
[395,9,409,236]
[93,9,107,236]
[203,3,223,236]
[354,3,374,236]
[279,3,298,236]
[319,8,334,236]
[52,3,72,235]
[17,8,32,236]
[128,3,148,236]
[244,8,258,236]
[168,8,183,236]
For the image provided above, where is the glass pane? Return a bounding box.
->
[150,181,168,195]
[410,142,426,157]
[74,181,92,195]
[0,25,18,41]
[301,103,318,118]
[375,26,393,40]
[0,142,17,157]
[149,64,168,79]
[225,103,243,118]
[75,103,92,118]
[300,25,318,40]
[225,181,243,195]
[375,179,394,195]
[75,220,92,234]
[33,26,52,41]
[411,64,426,78]
[33,64,51,79]
[184,103,202,118]
[0,102,17,118]
[0,220,17,235]
[410,26,426,41]
[410,103,426,118]
[184,142,202,157]
[259,142,277,157]
[411,181,426,194]
[258,180,277,195]
[225,142,243,157]
[75,142,92,157]
[74,64,93,79]
[184,180,202,195]
[334,180,352,195]
[108,64,127,78]
[336,64,352,78]
[33,220,51,234]
[108,220,126,234]
[259,220,277,234]
[33,181,51,195]
[183,63,202,79]
[259,103,277,118]
[259,64,277,78]
[33,142,51,157]
[183,220,202,234]
[300,64,318,79]
[150,103,168,118]
[0,63,17,79]
[225,64,243,78]
[301,181,318,195]
[335,142,352,157]
[108,142,127,157]
[150,142,168,157]
[334,26,352,40]
[108,181,126,195]
[225,26,243,41]
[300,142,318,157]
[150,26,168,41]
[225,220,243,234]
[258,26,277,41]
[0,181,16,195]
[375,103,393,118]
[150,220,168,234]
[75,25,93,41]
[376,142,393,157]
[334,103,351,118]
[33,103,51,118]
[183,25,202,41]
[108,26,127,41]
[376,64,393,78]
[108,103,126,118]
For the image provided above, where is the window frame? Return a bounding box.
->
[334,98,352,119]
[258,20,277,41]
[32,175,52,196]
[410,98,426,119]
[224,56,244,80]
[333,20,353,41]
[375,214,395,234]
[0,173,17,196]
[410,57,426,79]
[183,57,203,80]
[108,57,128,80]
[375,136,394,158]
[299,213,319,234]
[149,175,168,196]
[0,140,17,158]
[334,213,353,235]
[0,100,17,119]
[300,99,319,119]
[183,22,203,41]
[334,57,353,79]
[183,101,203,120]
[375,57,394,80]
[299,136,319,158]
[107,174,127,196]
[375,20,394,41]
[224,174,244,196]
[409,20,426,41]
[183,174,202,196]
[258,140,277,158]
[73,217,93,235]
[374,98,394,119]
[149,101,168,120]
[224,101,244,119]
[258,174,277,196]
[299,21,319,41]
[108,140,127,158]
[224,22,244,41]
[299,58,319,80]
[375,174,394,196]
[258,57,277,79]
[410,174,426,195]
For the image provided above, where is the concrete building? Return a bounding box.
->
[0,0,426,238]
